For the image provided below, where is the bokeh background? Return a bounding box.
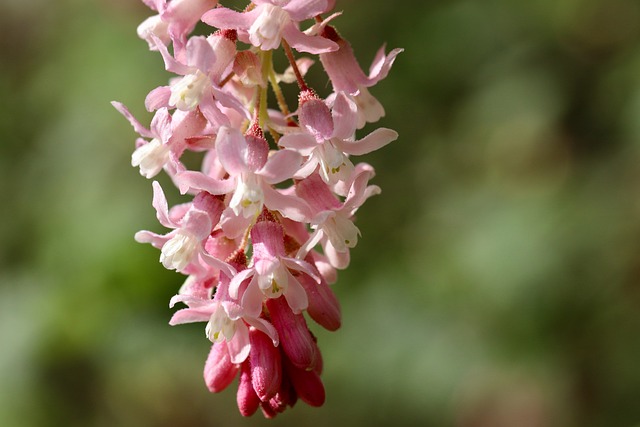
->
[2,0,640,426]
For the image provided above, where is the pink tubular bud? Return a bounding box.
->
[203,341,238,393]
[249,328,282,401]
[263,356,297,415]
[297,269,341,331]
[285,356,326,407]
[266,296,317,370]
[237,361,261,417]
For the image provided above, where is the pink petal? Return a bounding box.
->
[186,36,217,73]
[199,90,231,129]
[220,209,252,239]
[211,87,251,120]
[258,149,302,184]
[201,7,259,31]
[263,186,311,222]
[331,92,358,140]
[150,108,173,142]
[111,101,153,138]
[368,46,404,85]
[282,257,320,283]
[216,126,249,175]
[151,181,177,228]
[278,132,318,156]
[134,230,171,249]
[181,209,213,240]
[319,35,367,94]
[295,172,341,212]
[229,269,256,300]
[240,277,264,318]
[283,269,309,313]
[200,251,237,279]
[335,127,398,156]
[169,306,214,325]
[245,317,279,346]
[144,86,172,111]
[323,238,350,269]
[151,35,191,75]
[293,156,319,179]
[283,0,331,21]
[341,165,377,213]
[282,23,338,54]
[175,170,237,196]
[228,321,251,364]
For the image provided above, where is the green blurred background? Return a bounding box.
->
[2,0,640,426]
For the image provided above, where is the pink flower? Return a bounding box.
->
[176,125,310,237]
[137,0,219,55]
[296,164,380,268]
[115,0,401,417]
[202,0,338,54]
[146,32,247,128]
[134,182,233,277]
[169,263,278,363]
[229,218,319,316]
[112,102,208,178]
[280,91,398,187]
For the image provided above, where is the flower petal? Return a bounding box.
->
[201,7,260,31]
[111,101,153,138]
[282,23,338,54]
[216,126,248,176]
[258,149,302,184]
[174,170,236,195]
[335,127,398,156]
[331,92,358,140]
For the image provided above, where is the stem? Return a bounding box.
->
[258,50,273,128]
[268,68,291,118]
[282,39,308,92]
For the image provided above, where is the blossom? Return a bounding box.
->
[175,125,310,237]
[202,0,338,54]
[114,0,401,417]
[280,90,398,188]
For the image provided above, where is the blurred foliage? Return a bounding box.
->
[1,0,640,426]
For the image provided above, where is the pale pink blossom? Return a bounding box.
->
[296,164,380,268]
[229,219,319,316]
[176,125,310,237]
[202,0,338,54]
[280,91,398,187]
[134,182,233,277]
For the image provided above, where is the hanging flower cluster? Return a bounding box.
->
[113,0,401,418]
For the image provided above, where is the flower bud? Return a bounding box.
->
[249,328,282,401]
[266,296,317,370]
[203,341,238,393]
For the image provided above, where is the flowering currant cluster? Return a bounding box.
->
[113,0,401,418]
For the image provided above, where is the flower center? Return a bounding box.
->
[206,305,236,342]
[160,230,200,271]
[169,70,209,110]
[249,4,289,50]
[131,138,170,178]
[229,173,264,218]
